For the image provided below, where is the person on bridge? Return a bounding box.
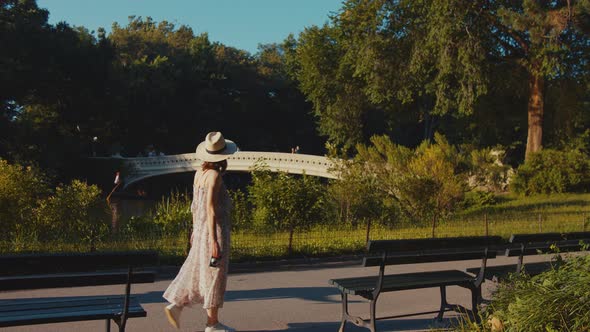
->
[164,132,238,332]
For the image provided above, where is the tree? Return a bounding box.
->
[291,0,590,160]
[286,24,374,151]
[355,134,465,237]
[248,167,326,255]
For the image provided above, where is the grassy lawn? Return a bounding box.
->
[2,193,589,264]
[231,193,590,261]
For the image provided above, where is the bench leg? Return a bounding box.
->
[106,319,111,332]
[436,286,448,321]
[338,293,348,332]
[369,298,377,332]
[470,287,480,323]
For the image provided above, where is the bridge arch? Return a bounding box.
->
[120,151,338,189]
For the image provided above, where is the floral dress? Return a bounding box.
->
[163,171,231,309]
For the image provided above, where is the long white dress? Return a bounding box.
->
[163,171,231,309]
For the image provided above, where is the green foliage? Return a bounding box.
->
[229,189,251,231]
[482,255,590,331]
[0,159,50,239]
[511,149,590,195]
[461,191,497,211]
[289,0,590,158]
[35,180,108,247]
[151,191,191,236]
[328,156,399,227]
[248,167,327,232]
[355,134,465,235]
[468,147,513,192]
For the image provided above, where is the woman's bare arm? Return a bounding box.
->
[205,170,221,258]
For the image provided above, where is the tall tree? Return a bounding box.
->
[291,0,590,159]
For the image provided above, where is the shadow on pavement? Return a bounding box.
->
[242,317,453,331]
[225,287,341,303]
[137,286,363,304]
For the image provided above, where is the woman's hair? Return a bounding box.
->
[202,160,227,173]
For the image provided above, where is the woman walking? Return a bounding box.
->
[164,132,237,332]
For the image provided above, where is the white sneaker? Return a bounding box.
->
[205,322,235,332]
[164,303,182,329]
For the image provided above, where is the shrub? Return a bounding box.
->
[229,189,252,231]
[511,149,590,195]
[483,254,590,331]
[152,191,191,236]
[461,190,497,210]
[118,215,161,238]
[468,147,513,192]
[355,133,465,237]
[0,160,50,240]
[328,157,400,227]
[35,180,108,248]
[248,167,328,254]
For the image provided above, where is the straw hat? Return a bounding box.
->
[195,132,238,162]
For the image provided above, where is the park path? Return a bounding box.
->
[0,255,552,332]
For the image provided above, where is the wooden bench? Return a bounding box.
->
[329,236,502,332]
[467,232,590,281]
[0,250,158,332]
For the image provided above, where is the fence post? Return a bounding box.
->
[584,213,588,232]
[538,214,542,233]
[484,213,489,236]
[365,219,372,247]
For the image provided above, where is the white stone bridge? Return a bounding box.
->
[115,151,338,188]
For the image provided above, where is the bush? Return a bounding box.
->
[482,254,590,331]
[249,169,327,231]
[461,190,497,210]
[0,160,50,240]
[35,180,108,248]
[511,149,590,195]
[151,191,191,236]
[328,157,400,227]
[229,189,252,231]
[248,166,328,254]
[355,133,465,236]
[468,147,513,192]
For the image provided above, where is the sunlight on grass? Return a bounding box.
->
[2,193,589,263]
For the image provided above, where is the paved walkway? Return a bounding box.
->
[0,255,552,332]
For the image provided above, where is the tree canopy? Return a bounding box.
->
[289,0,590,160]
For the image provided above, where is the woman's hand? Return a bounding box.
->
[210,239,220,258]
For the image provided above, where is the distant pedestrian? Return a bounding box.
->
[295,146,300,154]
[291,147,295,154]
[164,132,238,332]
[106,171,121,204]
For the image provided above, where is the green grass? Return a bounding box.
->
[2,193,590,263]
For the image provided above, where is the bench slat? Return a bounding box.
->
[506,240,589,257]
[0,271,156,291]
[509,233,562,244]
[368,236,503,253]
[0,307,145,327]
[0,251,159,276]
[466,261,555,280]
[0,303,144,319]
[330,270,474,297]
[363,249,496,267]
[0,296,131,312]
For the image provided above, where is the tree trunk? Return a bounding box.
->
[525,73,545,161]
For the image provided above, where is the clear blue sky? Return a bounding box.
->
[37,0,344,54]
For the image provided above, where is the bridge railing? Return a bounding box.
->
[120,151,339,188]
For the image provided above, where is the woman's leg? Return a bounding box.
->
[206,307,219,326]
